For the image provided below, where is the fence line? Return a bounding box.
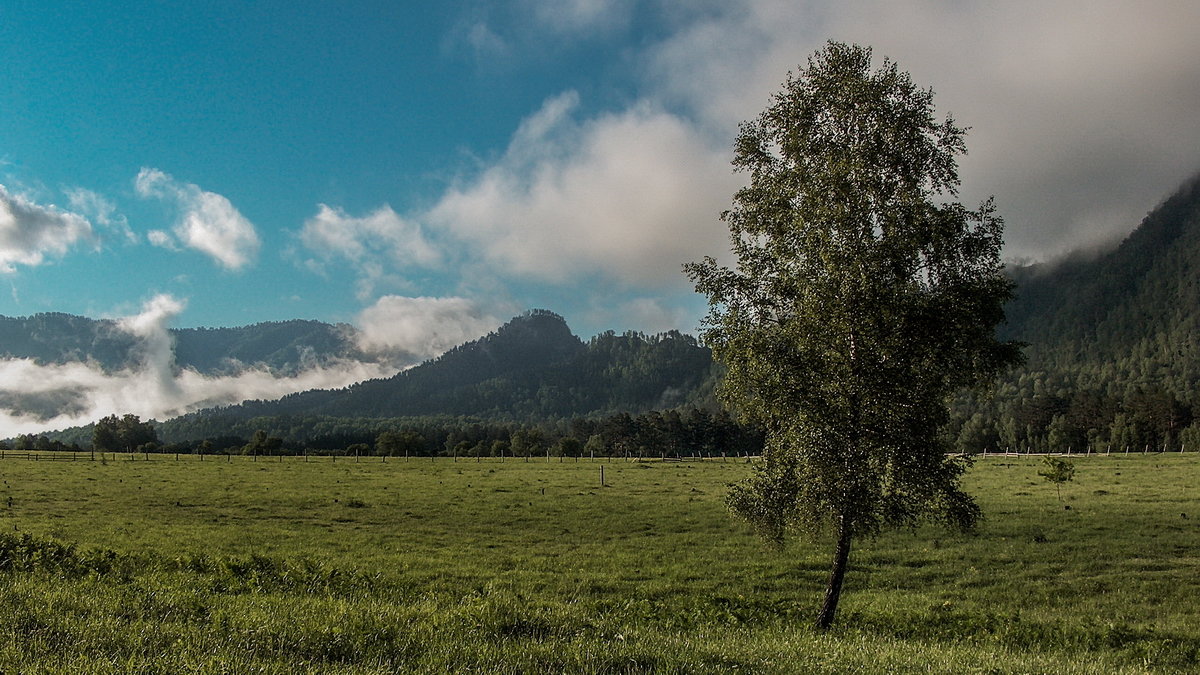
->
[979,443,1191,457]
[0,450,763,463]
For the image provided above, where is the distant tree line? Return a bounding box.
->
[1,434,81,452]
[951,383,1200,454]
[14,390,1200,458]
[16,408,762,459]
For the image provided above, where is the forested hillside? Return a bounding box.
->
[163,310,719,433]
[172,321,363,375]
[953,172,1200,453]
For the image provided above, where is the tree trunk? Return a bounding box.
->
[815,515,853,630]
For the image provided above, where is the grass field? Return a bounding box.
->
[0,453,1196,673]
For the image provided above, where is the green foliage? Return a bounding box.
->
[125,407,763,463]
[172,319,364,375]
[242,429,284,456]
[726,446,800,546]
[1038,456,1076,502]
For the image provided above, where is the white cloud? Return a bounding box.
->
[586,296,697,336]
[135,168,261,270]
[464,21,509,58]
[354,295,504,362]
[0,356,395,438]
[0,185,95,273]
[146,229,177,250]
[116,293,187,403]
[300,204,439,268]
[427,92,739,286]
[299,204,442,299]
[450,0,635,56]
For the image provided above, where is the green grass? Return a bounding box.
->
[0,454,1197,672]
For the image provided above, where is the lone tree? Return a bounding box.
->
[1038,456,1075,503]
[685,42,1021,630]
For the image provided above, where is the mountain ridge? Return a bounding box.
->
[172,309,717,427]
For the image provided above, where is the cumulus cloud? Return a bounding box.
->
[135,168,261,270]
[354,295,504,362]
[300,204,439,269]
[146,229,178,250]
[444,19,510,61]
[427,91,739,286]
[0,185,95,273]
[0,294,397,437]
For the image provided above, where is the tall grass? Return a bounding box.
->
[0,455,1196,672]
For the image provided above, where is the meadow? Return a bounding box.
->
[0,452,1196,673]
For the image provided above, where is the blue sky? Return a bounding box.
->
[2,0,1199,350]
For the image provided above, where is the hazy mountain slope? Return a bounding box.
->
[0,314,365,375]
[1001,172,1200,395]
[172,320,363,375]
[945,171,1200,454]
[0,313,137,370]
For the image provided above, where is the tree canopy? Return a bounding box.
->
[685,41,1021,629]
[92,413,158,453]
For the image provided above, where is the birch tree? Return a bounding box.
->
[685,42,1022,630]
